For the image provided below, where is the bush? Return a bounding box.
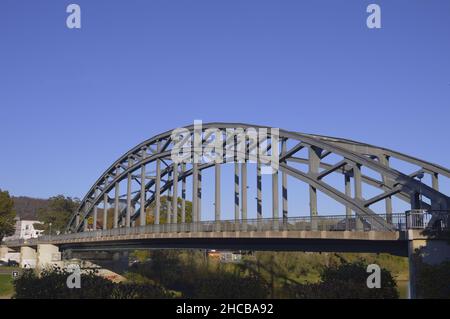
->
[416,260,450,299]
[284,261,399,299]
[193,271,269,299]
[13,267,174,299]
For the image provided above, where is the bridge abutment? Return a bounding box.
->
[36,244,62,271]
[407,230,450,299]
[0,245,9,260]
[16,245,62,270]
[20,246,37,269]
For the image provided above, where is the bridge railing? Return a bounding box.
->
[2,211,447,246]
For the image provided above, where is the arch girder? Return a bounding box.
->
[67,123,450,233]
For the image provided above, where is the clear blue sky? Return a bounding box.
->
[1,1,449,217]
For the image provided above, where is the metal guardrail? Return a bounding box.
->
[2,211,448,246]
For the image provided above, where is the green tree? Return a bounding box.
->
[0,189,16,241]
[14,268,174,299]
[127,250,270,298]
[194,271,269,298]
[36,195,79,235]
[284,261,399,299]
[143,196,193,225]
[416,259,450,298]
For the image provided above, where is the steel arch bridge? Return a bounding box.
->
[66,122,450,235]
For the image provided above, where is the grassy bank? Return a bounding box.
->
[0,274,14,298]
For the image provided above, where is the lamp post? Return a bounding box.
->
[49,222,52,236]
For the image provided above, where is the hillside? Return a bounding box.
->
[12,196,49,220]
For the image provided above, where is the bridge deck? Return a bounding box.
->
[2,214,433,257]
[4,230,409,256]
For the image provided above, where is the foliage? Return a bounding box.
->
[93,196,193,229]
[132,250,183,287]
[11,196,49,220]
[0,274,14,297]
[129,250,151,263]
[12,250,405,299]
[124,250,404,299]
[127,250,270,298]
[249,251,407,287]
[112,282,176,299]
[142,196,193,225]
[14,268,112,299]
[284,261,399,299]
[416,260,450,299]
[13,267,174,299]
[194,271,269,299]
[36,195,80,235]
[0,189,16,241]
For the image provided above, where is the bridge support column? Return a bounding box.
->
[126,157,133,228]
[198,170,202,221]
[114,169,120,229]
[234,162,240,226]
[281,139,288,228]
[103,193,108,230]
[181,163,186,224]
[380,155,393,224]
[353,164,364,231]
[167,171,172,225]
[215,162,221,231]
[93,206,98,231]
[241,161,248,231]
[257,161,262,231]
[172,163,179,227]
[37,244,61,271]
[20,246,37,269]
[407,230,450,299]
[272,168,279,231]
[192,163,199,228]
[345,174,352,230]
[155,155,161,228]
[140,157,147,227]
[309,146,320,231]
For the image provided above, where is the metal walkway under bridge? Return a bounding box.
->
[4,122,450,255]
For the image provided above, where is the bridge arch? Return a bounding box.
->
[66,123,450,233]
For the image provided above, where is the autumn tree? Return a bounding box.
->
[36,195,80,235]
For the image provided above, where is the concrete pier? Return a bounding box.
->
[20,246,37,269]
[36,244,61,270]
[407,230,450,299]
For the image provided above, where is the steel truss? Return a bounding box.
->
[66,123,450,233]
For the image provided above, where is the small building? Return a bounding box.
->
[3,218,44,241]
[220,251,242,263]
[207,250,242,263]
[1,219,44,264]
